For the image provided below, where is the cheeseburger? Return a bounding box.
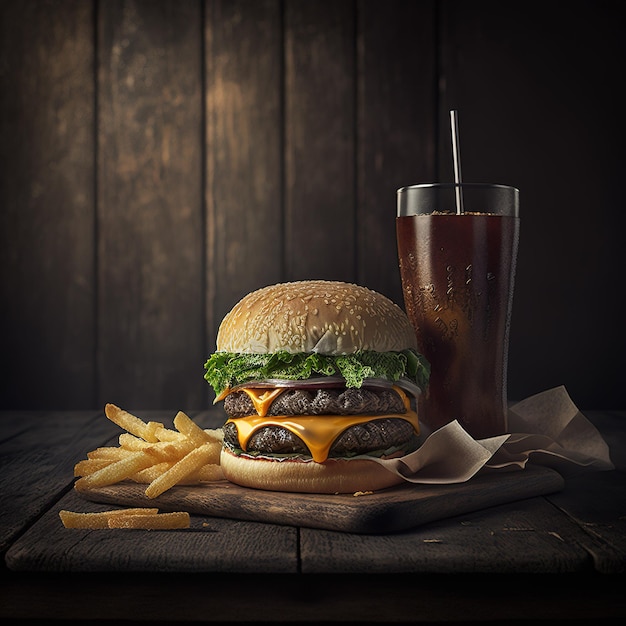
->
[204,280,430,494]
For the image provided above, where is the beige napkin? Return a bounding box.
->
[374,385,614,484]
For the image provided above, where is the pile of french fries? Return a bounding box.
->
[74,403,224,499]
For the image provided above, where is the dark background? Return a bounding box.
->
[1,0,623,412]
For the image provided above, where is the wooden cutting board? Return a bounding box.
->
[77,465,564,534]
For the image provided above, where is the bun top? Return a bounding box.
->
[216,280,417,355]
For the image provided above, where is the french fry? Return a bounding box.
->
[173,411,212,446]
[128,462,173,483]
[59,508,159,529]
[204,428,224,443]
[119,430,184,449]
[118,433,150,451]
[75,451,155,491]
[104,403,160,442]
[87,446,134,460]
[107,512,190,530]
[131,463,224,484]
[189,463,225,482]
[154,427,185,442]
[144,420,165,442]
[145,443,217,499]
[74,458,114,477]
[171,413,223,447]
[143,439,196,463]
[119,436,192,462]
[200,441,221,465]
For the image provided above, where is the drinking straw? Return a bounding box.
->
[450,109,464,214]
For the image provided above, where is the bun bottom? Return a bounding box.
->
[220,448,405,494]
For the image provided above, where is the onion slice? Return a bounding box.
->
[227,376,422,400]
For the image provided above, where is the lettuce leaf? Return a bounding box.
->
[204,349,430,398]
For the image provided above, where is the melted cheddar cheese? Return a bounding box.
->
[226,410,419,463]
[215,386,286,416]
[241,388,285,417]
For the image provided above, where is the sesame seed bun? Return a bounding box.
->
[216,280,418,355]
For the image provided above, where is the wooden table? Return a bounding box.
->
[1,408,625,623]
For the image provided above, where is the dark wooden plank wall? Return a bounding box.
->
[98,0,205,410]
[1,0,96,408]
[207,0,283,341]
[1,0,623,412]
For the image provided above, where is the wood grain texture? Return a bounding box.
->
[205,0,283,347]
[0,407,220,562]
[6,490,298,573]
[2,1,624,412]
[284,0,356,282]
[1,408,625,582]
[0,410,112,554]
[547,471,626,574]
[97,0,205,409]
[301,495,596,573]
[0,0,95,409]
[74,465,563,535]
[357,0,436,304]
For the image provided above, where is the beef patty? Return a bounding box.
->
[224,387,405,417]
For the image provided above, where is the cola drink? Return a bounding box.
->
[396,184,520,439]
